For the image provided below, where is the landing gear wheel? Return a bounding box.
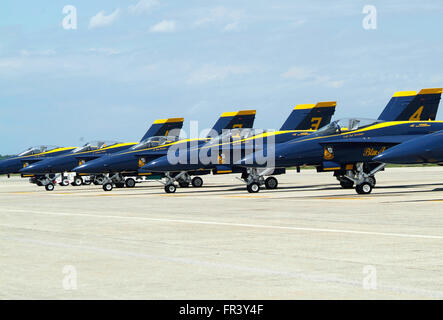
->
[247,182,260,193]
[103,183,113,192]
[368,176,376,186]
[36,180,43,186]
[72,176,83,186]
[191,177,203,188]
[165,184,176,193]
[179,181,190,188]
[264,177,278,189]
[125,178,136,188]
[94,176,105,185]
[356,182,373,195]
[115,182,125,188]
[339,180,354,189]
[83,180,91,185]
[60,180,69,187]
[45,183,55,191]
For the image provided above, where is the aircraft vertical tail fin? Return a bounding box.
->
[280,101,336,131]
[140,118,184,141]
[377,88,442,121]
[210,110,256,136]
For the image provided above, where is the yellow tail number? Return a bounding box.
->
[409,106,423,121]
[310,117,322,130]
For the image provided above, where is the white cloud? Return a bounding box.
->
[89,9,120,29]
[128,0,159,15]
[19,49,56,57]
[223,22,239,32]
[187,64,254,85]
[281,66,314,80]
[149,20,176,33]
[194,6,242,28]
[282,66,344,88]
[88,48,120,55]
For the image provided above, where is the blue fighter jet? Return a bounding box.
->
[141,88,441,193]
[234,88,442,194]
[19,118,184,191]
[140,101,337,192]
[0,146,76,179]
[374,129,443,164]
[72,110,257,192]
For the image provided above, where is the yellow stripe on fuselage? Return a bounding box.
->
[199,129,314,150]
[119,138,210,156]
[289,121,443,144]
[66,142,137,157]
[11,147,77,160]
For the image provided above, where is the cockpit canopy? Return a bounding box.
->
[204,128,267,147]
[314,118,384,137]
[130,136,180,150]
[18,145,60,156]
[73,141,120,153]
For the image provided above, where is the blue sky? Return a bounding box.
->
[0,0,442,154]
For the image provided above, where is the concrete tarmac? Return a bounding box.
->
[1,167,443,299]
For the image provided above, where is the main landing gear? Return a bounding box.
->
[163,172,204,193]
[101,174,139,191]
[243,168,278,193]
[340,163,385,194]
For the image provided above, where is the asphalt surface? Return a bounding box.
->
[1,167,443,299]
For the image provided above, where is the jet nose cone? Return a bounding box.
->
[373,148,409,164]
[73,162,98,173]
[19,164,43,174]
[140,158,171,173]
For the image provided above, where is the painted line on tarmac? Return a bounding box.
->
[2,235,443,299]
[5,208,443,240]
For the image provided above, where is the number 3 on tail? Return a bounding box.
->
[310,117,322,130]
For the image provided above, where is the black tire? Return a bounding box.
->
[72,176,83,186]
[191,177,203,188]
[36,181,43,186]
[45,183,55,191]
[356,182,373,195]
[165,184,176,193]
[339,179,354,189]
[125,178,136,188]
[368,176,376,186]
[60,180,69,186]
[179,181,190,188]
[82,180,91,185]
[265,177,278,189]
[103,183,113,192]
[115,182,125,188]
[247,182,260,193]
